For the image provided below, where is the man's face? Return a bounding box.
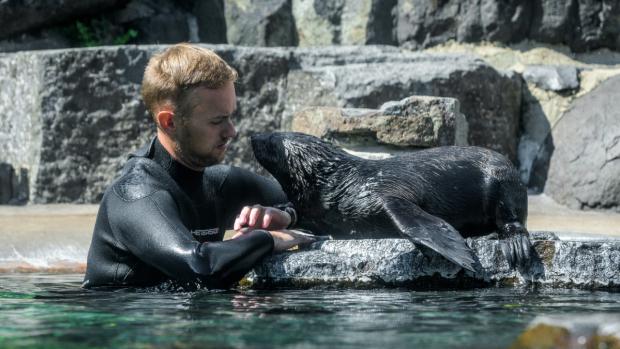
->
[174,81,237,169]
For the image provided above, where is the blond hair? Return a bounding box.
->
[141,43,238,121]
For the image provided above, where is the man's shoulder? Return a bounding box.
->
[110,157,170,202]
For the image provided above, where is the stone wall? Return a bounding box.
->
[0,45,522,204]
[0,47,152,203]
[1,0,619,53]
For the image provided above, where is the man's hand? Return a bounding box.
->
[233,228,317,252]
[233,204,291,231]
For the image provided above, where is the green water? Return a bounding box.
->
[2,274,620,349]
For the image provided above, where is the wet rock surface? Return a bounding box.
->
[545,74,620,212]
[291,96,468,151]
[249,231,620,290]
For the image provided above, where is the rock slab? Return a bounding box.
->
[291,96,468,151]
[249,232,620,290]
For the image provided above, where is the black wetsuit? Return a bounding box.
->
[83,137,291,290]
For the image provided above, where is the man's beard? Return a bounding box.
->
[174,128,222,170]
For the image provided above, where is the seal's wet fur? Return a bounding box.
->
[251,132,531,272]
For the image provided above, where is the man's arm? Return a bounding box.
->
[112,189,273,289]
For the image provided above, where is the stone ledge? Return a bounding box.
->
[249,232,620,290]
[291,96,468,152]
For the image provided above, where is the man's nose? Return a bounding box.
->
[224,119,237,139]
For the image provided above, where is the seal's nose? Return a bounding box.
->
[251,133,277,162]
[250,132,269,151]
[250,132,268,142]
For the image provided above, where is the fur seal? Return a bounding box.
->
[251,132,532,272]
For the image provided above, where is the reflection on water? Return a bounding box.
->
[2,273,620,349]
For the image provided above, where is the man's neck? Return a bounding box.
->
[156,129,204,172]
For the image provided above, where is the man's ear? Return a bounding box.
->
[156,110,176,133]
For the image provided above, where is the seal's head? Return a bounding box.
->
[251,132,349,209]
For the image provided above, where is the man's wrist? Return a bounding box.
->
[273,203,298,229]
[283,207,297,228]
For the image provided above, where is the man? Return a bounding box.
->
[83,43,314,290]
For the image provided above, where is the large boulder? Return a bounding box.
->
[395,0,532,49]
[225,0,297,46]
[528,0,575,45]
[284,54,522,161]
[534,0,620,52]
[544,75,620,212]
[394,0,620,52]
[292,0,396,46]
[191,0,227,44]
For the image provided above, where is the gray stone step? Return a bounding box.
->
[248,231,620,290]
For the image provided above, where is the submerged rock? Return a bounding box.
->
[511,315,620,349]
[249,231,620,290]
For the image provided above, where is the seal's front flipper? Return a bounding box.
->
[498,222,532,269]
[383,197,481,273]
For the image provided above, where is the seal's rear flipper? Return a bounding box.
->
[383,197,481,273]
